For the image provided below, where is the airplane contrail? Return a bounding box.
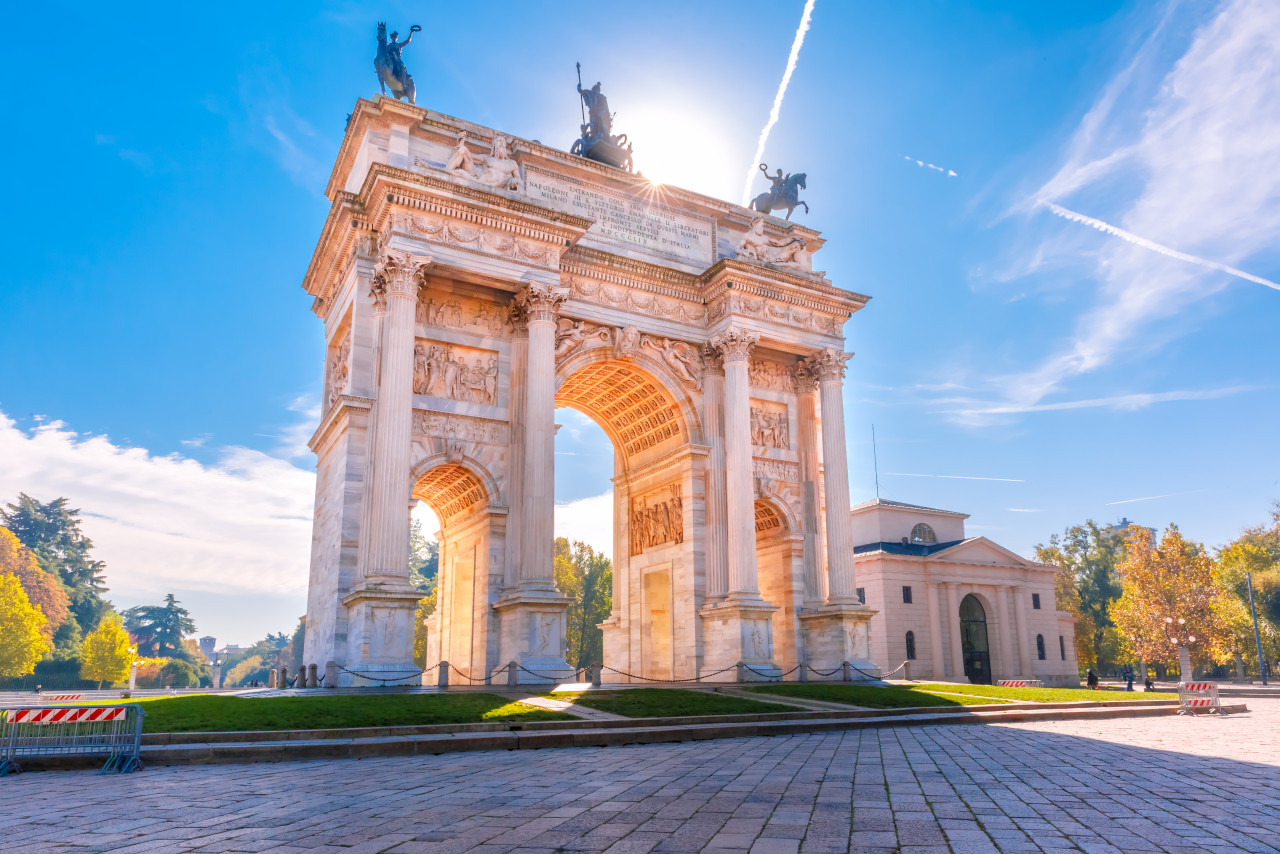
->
[1046,203,1280,292]
[740,0,817,207]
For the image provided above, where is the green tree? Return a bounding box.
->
[224,654,266,687]
[1036,521,1126,669]
[289,618,306,671]
[123,594,196,657]
[553,538,613,669]
[1,495,110,633]
[80,613,134,688]
[158,658,199,688]
[1215,503,1280,668]
[413,592,438,667]
[0,573,51,677]
[409,519,440,593]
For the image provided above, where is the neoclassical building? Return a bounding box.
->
[850,499,1079,686]
[300,96,882,685]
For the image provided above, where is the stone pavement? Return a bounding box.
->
[4,700,1278,854]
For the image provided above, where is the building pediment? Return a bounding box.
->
[930,537,1045,569]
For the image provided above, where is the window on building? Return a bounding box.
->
[856,587,865,604]
[905,631,917,660]
[1059,636,1066,661]
[910,523,937,544]
[1031,593,1041,610]
[1036,634,1046,660]
[902,585,913,604]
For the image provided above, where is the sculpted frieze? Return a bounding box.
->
[385,209,556,268]
[736,216,809,272]
[413,340,498,405]
[417,291,512,337]
[753,458,800,483]
[708,292,843,336]
[568,276,706,325]
[554,319,612,360]
[750,402,790,449]
[445,132,522,193]
[411,410,509,445]
[748,359,796,392]
[629,484,685,556]
[326,335,351,407]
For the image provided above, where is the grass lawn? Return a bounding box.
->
[910,683,1169,703]
[548,687,798,718]
[745,683,1009,709]
[116,693,573,733]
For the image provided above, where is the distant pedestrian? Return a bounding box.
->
[1144,674,1155,691]
[1124,665,1134,692]
[1086,668,1099,690]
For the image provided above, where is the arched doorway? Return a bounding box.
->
[959,594,992,685]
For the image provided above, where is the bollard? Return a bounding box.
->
[507,660,519,687]
[903,661,912,681]
[268,669,278,689]
[325,661,337,688]
[842,660,852,682]
[279,666,289,688]
[798,663,808,683]
[737,662,747,683]
[437,660,450,689]
[591,665,602,687]
[307,663,318,688]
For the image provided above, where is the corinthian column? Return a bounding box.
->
[515,283,566,589]
[805,348,857,603]
[360,250,432,582]
[794,363,826,605]
[709,328,761,600]
[701,347,728,601]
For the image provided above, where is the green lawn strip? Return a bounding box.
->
[104,693,572,733]
[744,683,1008,709]
[909,683,1167,704]
[547,687,797,718]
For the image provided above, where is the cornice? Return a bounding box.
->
[702,259,870,317]
[560,246,702,302]
[309,395,374,454]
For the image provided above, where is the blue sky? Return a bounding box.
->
[1,1,1276,644]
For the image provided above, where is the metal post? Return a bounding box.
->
[1248,572,1268,686]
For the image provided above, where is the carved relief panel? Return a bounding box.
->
[414,339,498,405]
[417,290,512,337]
[749,400,790,449]
[629,484,685,556]
[325,333,351,408]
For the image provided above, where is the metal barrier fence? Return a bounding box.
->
[997,680,1044,688]
[1177,681,1225,715]
[0,704,145,775]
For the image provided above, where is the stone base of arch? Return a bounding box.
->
[492,590,574,685]
[799,605,882,681]
[337,581,423,687]
[698,599,782,682]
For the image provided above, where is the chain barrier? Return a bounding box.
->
[804,664,845,677]
[517,665,575,680]
[334,663,427,686]
[448,664,485,684]
[865,660,906,679]
[599,662,740,684]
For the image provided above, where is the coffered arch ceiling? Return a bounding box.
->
[413,464,488,523]
[555,360,690,470]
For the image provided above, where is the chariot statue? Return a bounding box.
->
[750,163,809,220]
[570,64,634,172]
[374,22,422,104]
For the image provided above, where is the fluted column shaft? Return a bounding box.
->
[361,251,430,581]
[926,578,945,679]
[947,582,965,679]
[702,353,729,600]
[504,321,528,589]
[711,329,760,600]
[517,284,564,587]
[807,349,856,602]
[1013,585,1033,676]
[795,366,826,605]
[996,585,1015,678]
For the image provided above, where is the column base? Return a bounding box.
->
[800,603,882,681]
[338,579,423,687]
[698,598,780,682]
[493,588,574,684]
[600,613,629,683]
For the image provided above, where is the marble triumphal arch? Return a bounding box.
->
[301,96,882,685]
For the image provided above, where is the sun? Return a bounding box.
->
[620,101,743,201]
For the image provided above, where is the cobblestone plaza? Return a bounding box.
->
[6,699,1278,853]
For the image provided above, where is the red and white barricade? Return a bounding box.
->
[997,680,1044,688]
[1177,681,1224,715]
[0,704,144,775]
[38,693,85,705]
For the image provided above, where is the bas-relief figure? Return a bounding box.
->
[554,319,611,359]
[417,293,511,336]
[748,358,797,392]
[326,335,351,406]
[642,336,702,390]
[750,405,790,449]
[749,163,809,220]
[630,486,684,556]
[373,23,421,104]
[447,133,522,192]
[413,342,498,404]
[737,217,808,270]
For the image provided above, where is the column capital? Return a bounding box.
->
[513,283,568,325]
[793,361,819,393]
[708,328,759,365]
[803,348,852,382]
[700,343,725,376]
[373,249,433,300]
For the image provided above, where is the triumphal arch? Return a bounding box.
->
[301,95,880,685]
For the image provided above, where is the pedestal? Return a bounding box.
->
[800,604,881,680]
[493,590,573,684]
[698,599,781,681]
[338,580,422,687]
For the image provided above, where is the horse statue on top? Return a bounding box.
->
[374,22,422,104]
[750,163,809,220]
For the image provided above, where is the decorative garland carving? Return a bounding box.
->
[385,209,556,269]
[568,276,706,324]
[708,292,843,336]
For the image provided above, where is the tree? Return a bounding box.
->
[0,573,51,677]
[1035,521,1125,669]
[413,592,438,667]
[123,594,196,657]
[158,658,198,688]
[289,618,306,672]
[553,538,613,669]
[1,495,110,632]
[1215,503,1280,667]
[81,613,134,688]
[224,654,266,687]
[409,519,440,593]
[1112,525,1229,672]
[0,527,70,642]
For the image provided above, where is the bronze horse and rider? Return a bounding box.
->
[374,22,421,104]
[750,164,809,220]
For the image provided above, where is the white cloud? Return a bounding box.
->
[884,472,1024,483]
[903,154,959,177]
[0,409,315,639]
[941,385,1259,422]
[966,0,1280,422]
[555,491,614,559]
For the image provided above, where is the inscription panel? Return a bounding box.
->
[525,167,714,266]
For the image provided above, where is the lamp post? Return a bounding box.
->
[1247,572,1268,686]
[212,656,223,690]
[1164,616,1196,682]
